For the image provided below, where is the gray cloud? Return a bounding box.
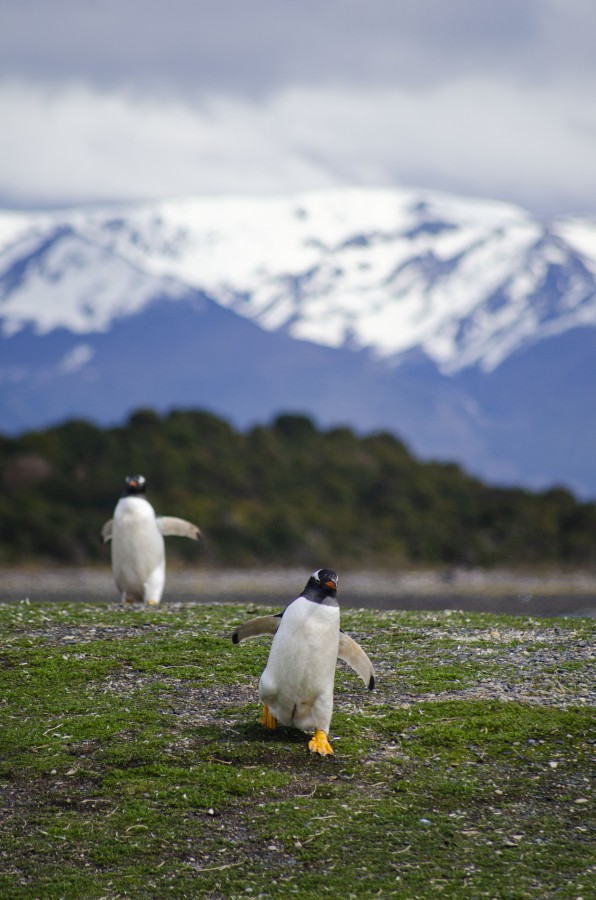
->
[0,0,595,214]
[2,0,594,95]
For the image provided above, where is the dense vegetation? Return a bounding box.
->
[1,408,595,568]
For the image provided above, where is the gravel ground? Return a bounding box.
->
[0,599,593,899]
[1,565,595,617]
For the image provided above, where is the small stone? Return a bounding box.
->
[419,818,432,826]
[207,808,215,816]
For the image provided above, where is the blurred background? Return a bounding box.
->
[2,0,595,212]
[1,1,595,612]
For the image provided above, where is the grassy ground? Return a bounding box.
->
[0,600,594,899]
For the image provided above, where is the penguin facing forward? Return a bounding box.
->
[232,568,375,756]
[101,474,201,606]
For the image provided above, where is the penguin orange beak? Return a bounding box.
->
[325,580,337,589]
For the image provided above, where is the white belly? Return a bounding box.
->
[259,597,340,733]
[111,497,165,602]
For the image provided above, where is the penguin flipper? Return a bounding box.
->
[338,632,375,690]
[101,519,113,543]
[232,614,282,644]
[156,516,202,540]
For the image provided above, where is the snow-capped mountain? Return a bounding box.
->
[1,187,595,496]
[2,187,596,369]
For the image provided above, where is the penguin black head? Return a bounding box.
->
[124,474,147,496]
[303,568,339,605]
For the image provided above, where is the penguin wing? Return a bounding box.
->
[231,614,282,644]
[156,516,202,540]
[101,519,113,543]
[338,632,376,690]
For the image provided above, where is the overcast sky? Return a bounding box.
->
[1,0,595,215]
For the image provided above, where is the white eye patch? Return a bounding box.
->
[312,569,338,585]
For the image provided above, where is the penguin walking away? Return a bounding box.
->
[232,568,375,756]
[101,474,201,606]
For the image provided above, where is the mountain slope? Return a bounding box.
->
[1,188,595,496]
[2,188,595,369]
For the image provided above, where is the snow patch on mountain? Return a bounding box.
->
[57,343,95,375]
[1,188,595,373]
[0,223,187,336]
[552,217,596,271]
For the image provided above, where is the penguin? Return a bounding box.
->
[232,568,375,756]
[101,474,201,606]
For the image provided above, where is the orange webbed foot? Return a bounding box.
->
[308,729,334,756]
[261,704,277,730]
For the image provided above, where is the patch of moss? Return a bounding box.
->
[0,601,593,898]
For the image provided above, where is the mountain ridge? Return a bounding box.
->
[1,187,595,497]
[2,187,595,370]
